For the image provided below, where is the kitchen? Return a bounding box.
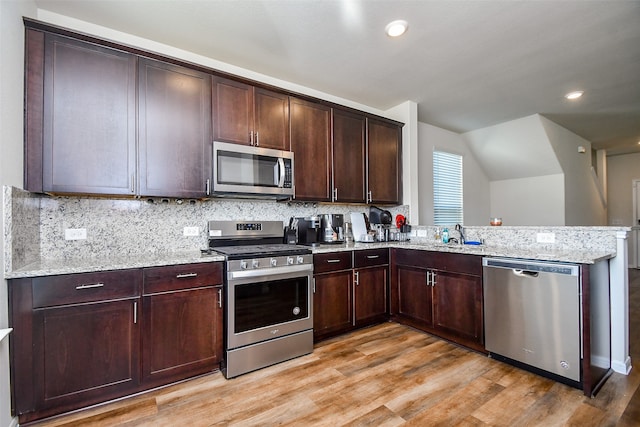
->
[2,1,640,426]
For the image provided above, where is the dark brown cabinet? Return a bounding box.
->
[9,270,141,424]
[367,118,402,204]
[9,262,224,424]
[332,109,367,203]
[138,58,212,198]
[141,263,223,386]
[289,97,332,201]
[391,249,484,351]
[313,249,389,342]
[313,251,353,340]
[213,76,289,150]
[26,32,137,195]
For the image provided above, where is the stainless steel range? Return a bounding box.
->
[206,220,313,378]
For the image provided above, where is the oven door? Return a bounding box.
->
[226,264,313,350]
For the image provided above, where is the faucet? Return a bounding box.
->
[455,224,466,244]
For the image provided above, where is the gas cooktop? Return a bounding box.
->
[204,244,311,259]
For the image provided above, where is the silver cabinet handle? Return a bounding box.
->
[133,301,138,324]
[250,130,254,145]
[217,288,222,308]
[333,188,338,201]
[131,175,135,193]
[426,271,432,287]
[366,255,380,259]
[255,131,259,146]
[176,273,198,279]
[75,283,104,290]
[313,278,316,294]
[368,190,372,203]
[354,271,359,286]
[326,259,342,263]
[432,271,437,287]
[206,178,210,196]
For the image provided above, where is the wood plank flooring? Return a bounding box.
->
[31,269,640,427]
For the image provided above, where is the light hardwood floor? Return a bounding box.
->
[31,269,640,427]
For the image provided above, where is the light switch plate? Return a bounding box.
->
[65,228,87,240]
[536,232,555,243]
[183,226,199,237]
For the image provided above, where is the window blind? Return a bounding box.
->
[433,151,463,225]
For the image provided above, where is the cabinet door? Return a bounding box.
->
[313,270,353,340]
[354,266,388,326]
[290,98,332,201]
[396,265,433,327]
[42,34,136,195]
[212,76,253,145]
[367,118,402,204]
[433,271,484,348]
[32,298,139,411]
[254,88,289,150]
[138,58,212,198]
[142,286,222,385]
[332,109,366,203]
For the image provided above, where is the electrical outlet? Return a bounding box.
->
[183,226,199,237]
[536,232,555,244]
[417,229,428,238]
[65,228,87,240]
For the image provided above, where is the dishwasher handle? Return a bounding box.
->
[513,269,539,278]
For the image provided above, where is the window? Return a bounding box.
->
[433,150,463,225]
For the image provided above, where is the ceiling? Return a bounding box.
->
[35,0,640,155]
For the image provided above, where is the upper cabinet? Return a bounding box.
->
[289,98,332,201]
[332,109,367,203]
[138,58,212,198]
[213,76,289,150]
[28,32,137,195]
[367,118,402,204]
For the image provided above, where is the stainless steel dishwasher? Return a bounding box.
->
[483,257,582,384]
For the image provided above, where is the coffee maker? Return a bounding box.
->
[295,216,323,245]
[321,214,345,243]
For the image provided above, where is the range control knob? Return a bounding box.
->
[297,256,305,264]
[287,257,294,265]
[252,259,260,269]
[240,260,248,270]
[270,258,277,267]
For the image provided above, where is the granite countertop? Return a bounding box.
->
[311,240,614,265]
[5,241,614,279]
[5,251,225,279]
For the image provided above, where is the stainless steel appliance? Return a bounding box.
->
[212,141,294,199]
[321,214,344,243]
[483,257,582,386]
[207,220,313,378]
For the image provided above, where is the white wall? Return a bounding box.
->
[417,122,490,226]
[1,1,37,425]
[540,116,607,226]
[490,174,565,225]
[607,152,640,268]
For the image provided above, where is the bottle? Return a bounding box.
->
[435,227,441,241]
[442,228,449,243]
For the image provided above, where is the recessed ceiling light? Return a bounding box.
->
[385,20,408,37]
[565,90,584,100]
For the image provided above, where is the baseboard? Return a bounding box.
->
[612,356,632,375]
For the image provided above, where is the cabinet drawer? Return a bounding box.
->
[32,269,141,308]
[143,262,223,294]
[354,249,389,268]
[393,249,482,276]
[314,252,353,274]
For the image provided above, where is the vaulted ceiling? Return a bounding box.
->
[35,0,640,155]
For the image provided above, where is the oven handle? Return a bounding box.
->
[228,264,313,281]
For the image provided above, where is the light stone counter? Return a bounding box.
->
[4,251,225,279]
[311,240,614,265]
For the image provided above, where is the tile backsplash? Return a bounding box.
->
[4,186,409,269]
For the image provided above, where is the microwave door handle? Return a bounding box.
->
[277,158,285,188]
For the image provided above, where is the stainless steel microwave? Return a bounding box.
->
[212,141,294,199]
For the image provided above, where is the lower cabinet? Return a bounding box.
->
[142,263,223,386]
[313,249,389,341]
[8,262,223,424]
[391,248,484,352]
